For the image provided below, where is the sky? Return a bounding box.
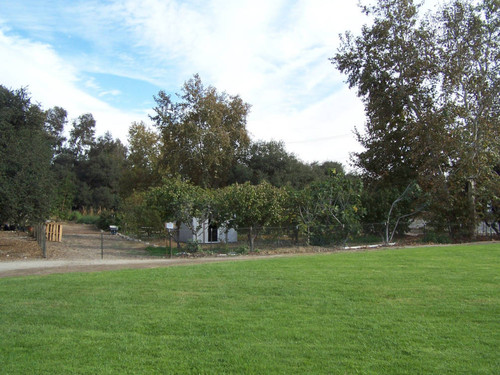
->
[0,0,439,167]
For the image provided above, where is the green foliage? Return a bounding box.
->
[151,74,251,188]
[75,214,99,225]
[231,140,326,189]
[145,246,180,257]
[297,170,364,245]
[186,239,201,253]
[52,120,127,212]
[121,121,161,195]
[333,0,500,240]
[67,210,100,225]
[229,140,346,190]
[0,86,55,225]
[120,192,163,235]
[68,211,82,222]
[69,113,96,159]
[96,210,121,231]
[421,231,451,244]
[234,245,250,254]
[221,181,288,251]
[146,177,208,237]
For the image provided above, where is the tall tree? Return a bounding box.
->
[69,113,96,159]
[151,74,251,188]
[0,86,54,225]
[45,106,67,155]
[332,0,499,239]
[77,132,127,209]
[122,121,161,195]
[431,0,500,236]
[229,140,341,189]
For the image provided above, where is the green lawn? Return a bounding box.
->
[0,244,498,374]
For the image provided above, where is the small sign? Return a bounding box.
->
[165,222,175,230]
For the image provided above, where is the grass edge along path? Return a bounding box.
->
[0,243,498,374]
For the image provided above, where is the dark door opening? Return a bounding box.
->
[208,222,218,242]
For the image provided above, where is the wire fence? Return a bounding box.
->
[26,220,498,259]
[33,223,47,258]
[138,221,499,254]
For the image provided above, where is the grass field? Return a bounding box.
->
[0,244,498,374]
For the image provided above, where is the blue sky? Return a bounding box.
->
[0,0,441,165]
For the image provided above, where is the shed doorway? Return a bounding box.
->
[208,222,218,242]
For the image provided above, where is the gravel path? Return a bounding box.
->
[0,256,271,278]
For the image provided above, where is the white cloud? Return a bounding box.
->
[0,29,143,141]
[0,1,375,166]
[249,86,365,165]
[98,89,122,98]
[103,0,369,165]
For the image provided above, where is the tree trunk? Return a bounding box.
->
[466,178,477,239]
[175,221,181,248]
[248,226,255,252]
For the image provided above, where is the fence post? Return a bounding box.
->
[42,223,47,258]
[101,230,104,259]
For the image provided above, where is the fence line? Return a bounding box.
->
[33,224,47,258]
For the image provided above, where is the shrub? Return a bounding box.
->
[234,245,249,255]
[76,215,100,225]
[186,240,201,253]
[97,210,121,231]
[422,231,451,244]
[68,211,83,222]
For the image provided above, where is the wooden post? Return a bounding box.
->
[169,231,173,258]
[42,224,47,258]
[101,231,104,259]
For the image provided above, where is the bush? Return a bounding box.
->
[68,211,83,222]
[145,246,177,257]
[76,214,100,225]
[97,210,121,231]
[120,192,163,236]
[234,245,249,255]
[422,231,451,244]
[186,240,201,253]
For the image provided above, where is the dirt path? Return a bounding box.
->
[0,255,280,278]
[47,222,156,260]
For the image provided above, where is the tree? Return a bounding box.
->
[151,74,251,188]
[384,182,424,243]
[332,0,499,239]
[0,86,54,225]
[295,186,324,246]
[78,132,127,209]
[45,106,67,155]
[229,140,341,189]
[430,0,500,237]
[146,177,207,248]
[297,170,364,246]
[69,113,96,159]
[221,182,287,252]
[122,121,161,195]
[121,191,163,236]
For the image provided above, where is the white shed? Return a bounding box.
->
[178,218,237,244]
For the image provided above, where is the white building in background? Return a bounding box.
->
[178,218,237,244]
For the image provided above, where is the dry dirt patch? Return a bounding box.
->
[0,222,156,261]
[0,230,42,260]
